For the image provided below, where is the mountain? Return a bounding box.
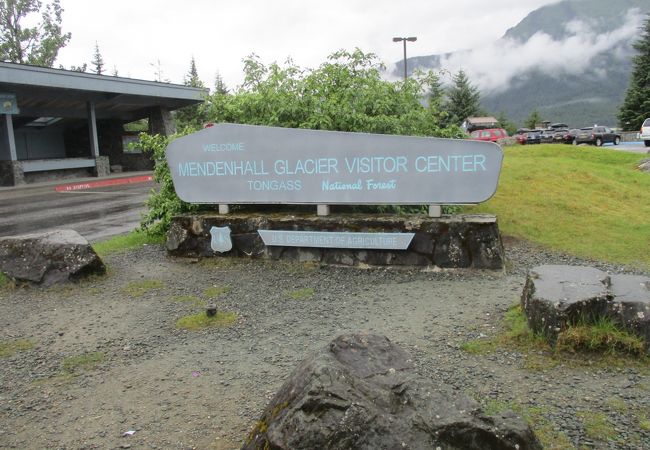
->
[398,0,650,127]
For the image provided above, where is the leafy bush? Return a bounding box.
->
[136,132,202,235]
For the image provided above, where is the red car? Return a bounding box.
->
[469,128,508,142]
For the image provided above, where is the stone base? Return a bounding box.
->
[0,160,24,186]
[94,156,110,177]
[166,213,505,269]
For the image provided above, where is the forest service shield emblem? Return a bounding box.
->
[210,226,233,253]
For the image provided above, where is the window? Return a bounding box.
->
[122,135,141,154]
[481,131,491,138]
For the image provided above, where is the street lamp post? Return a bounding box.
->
[393,36,417,81]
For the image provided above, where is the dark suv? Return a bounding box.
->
[574,126,621,146]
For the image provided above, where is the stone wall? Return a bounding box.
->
[167,213,505,269]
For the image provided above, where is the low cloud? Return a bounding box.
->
[437,8,642,94]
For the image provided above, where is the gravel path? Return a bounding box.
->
[0,238,649,450]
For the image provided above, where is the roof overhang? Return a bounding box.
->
[0,62,208,122]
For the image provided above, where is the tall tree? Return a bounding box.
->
[496,111,516,135]
[175,56,206,129]
[91,41,104,75]
[524,109,543,129]
[213,71,228,95]
[618,14,650,131]
[184,56,203,87]
[445,69,481,125]
[426,71,444,111]
[0,0,70,66]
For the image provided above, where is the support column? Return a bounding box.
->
[87,101,109,177]
[149,106,175,136]
[3,113,17,161]
[87,101,100,157]
[0,114,24,186]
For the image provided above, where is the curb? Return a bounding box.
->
[55,175,153,192]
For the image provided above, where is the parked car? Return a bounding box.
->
[555,128,580,144]
[469,128,509,142]
[513,128,530,144]
[525,130,541,144]
[514,129,541,145]
[552,128,571,143]
[640,118,650,147]
[540,129,557,144]
[573,126,621,146]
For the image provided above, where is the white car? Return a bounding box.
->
[640,118,650,147]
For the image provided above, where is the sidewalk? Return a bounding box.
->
[0,171,154,193]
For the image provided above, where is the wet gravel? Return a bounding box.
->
[0,238,649,449]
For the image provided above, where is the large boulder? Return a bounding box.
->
[609,275,650,345]
[521,266,650,349]
[0,229,106,286]
[521,265,611,342]
[243,334,541,450]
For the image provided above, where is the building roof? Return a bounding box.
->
[0,62,207,121]
[466,116,498,125]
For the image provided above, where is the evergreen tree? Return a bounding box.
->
[496,111,517,135]
[175,56,206,129]
[618,14,650,131]
[445,69,481,125]
[214,71,228,95]
[524,109,543,129]
[92,41,104,75]
[427,71,444,111]
[184,56,204,87]
[0,0,71,66]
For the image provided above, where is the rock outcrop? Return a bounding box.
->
[522,265,650,348]
[243,333,541,450]
[0,229,106,286]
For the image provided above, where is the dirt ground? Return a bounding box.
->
[1,241,649,450]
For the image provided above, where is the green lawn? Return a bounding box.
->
[467,145,650,270]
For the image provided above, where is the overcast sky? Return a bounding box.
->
[54,0,561,90]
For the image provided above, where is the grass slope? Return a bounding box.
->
[468,145,650,269]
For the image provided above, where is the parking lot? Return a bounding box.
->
[616,141,649,154]
[0,173,154,243]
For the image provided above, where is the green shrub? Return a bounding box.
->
[135,132,202,236]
